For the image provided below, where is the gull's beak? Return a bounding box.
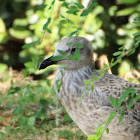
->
[39,56,57,70]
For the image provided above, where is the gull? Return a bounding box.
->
[39,36,140,140]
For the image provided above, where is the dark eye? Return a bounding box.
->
[71,47,76,53]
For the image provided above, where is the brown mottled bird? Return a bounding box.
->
[39,36,140,140]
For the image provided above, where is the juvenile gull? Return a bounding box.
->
[39,36,140,140]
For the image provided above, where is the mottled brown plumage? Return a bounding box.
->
[39,36,140,140]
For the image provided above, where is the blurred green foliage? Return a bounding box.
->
[0,0,140,73]
[0,0,140,139]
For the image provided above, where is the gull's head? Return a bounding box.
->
[39,36,94,70]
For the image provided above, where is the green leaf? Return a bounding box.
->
[107,112,117,123]
[51,0,55,5]
[56,79,63,93]
[134,94,140,102]
[88,135,99,140]
[24,61,34,68]
[66,5,80,14]
[61,2,69,8]
[118,0,138,5]
[38,4,47,10]
[81,2,98,16]
[74,3,84,9]
[66,42,74,46]
[60,20,67,24]
[68,55,75,60]
[68,27,81,37]
[127,98,134,110]
[116,8,135,16]
[99,120,106,127]
[122,87,136,92]
[58,50,67,56]
[60,14,65,18]
[51,56,63,61]
[68,48,81,61]
[91,86,94,92]
[94,132,100,135]
[109,96,117,108]
[116,98,124,108]
[110,111,117,115]
[74,48,81,61]
[128,49,135,56]
[22,41,40,49]
[133,32,140,37]
[111,58,114,63]
[103,63,108,68]
[69,30,78,37]
[22,69,29,80]
[119,111,125,123]
[111,60,120,67]
[135,36,140,41]
[122,91,130,96]
[75,42,83,48]
[106,128,109,134]
[118,46,124,50]
[48,0,55,9]
[43,17,51,30]
[113,51,122,56]
[48,6,51,10]
[84,80,91,84]
[95,127,104,132]
[46,28,52,33]
[131,91,136,97]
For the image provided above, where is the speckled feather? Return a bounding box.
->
[53,37,140,140]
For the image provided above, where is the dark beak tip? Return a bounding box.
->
[38,66,41,70]
[38,64,42,70]
[39,56,56,70]
[39,63,45,70]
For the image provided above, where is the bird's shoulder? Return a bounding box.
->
[94,72,138,98]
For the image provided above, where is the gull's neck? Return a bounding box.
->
[58,64,96,81]
[62,61,95,71]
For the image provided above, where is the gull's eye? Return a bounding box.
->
[71,47,76,54]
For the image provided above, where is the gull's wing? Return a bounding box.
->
[94,73,140,121]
